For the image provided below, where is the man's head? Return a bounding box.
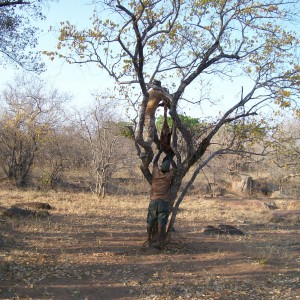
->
[160,159,170,173]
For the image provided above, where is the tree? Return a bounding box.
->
[264,117,300,195]
[0,0,51,72]
[36,128,74,190]
[156,115,202,131]
[216,120,268,174]
[49,0,300,240]
[0,74,68,186]
[73,96,135,198]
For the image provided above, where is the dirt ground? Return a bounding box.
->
[0,189,299,300]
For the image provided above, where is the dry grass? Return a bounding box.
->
[0,188,299,299]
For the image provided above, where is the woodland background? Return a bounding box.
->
[0,76,299,200]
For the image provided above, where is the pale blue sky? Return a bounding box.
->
[37,1,115,108]
[0,0,243,117]
[0,0,299,119]
[0,1,114,109]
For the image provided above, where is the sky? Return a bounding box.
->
[0,0,299,120]
[0,0,243,119]
[37,1,115,108]
[0,1,113,109]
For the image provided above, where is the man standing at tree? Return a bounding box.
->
[145,149,176,249]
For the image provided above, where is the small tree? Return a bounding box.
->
[74,96,133,198]
[265,118,300,195]
[36,129,69,189]
[0,74,67,186]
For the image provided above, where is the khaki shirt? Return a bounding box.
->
[146,89,170,117]
[150,164,175,202]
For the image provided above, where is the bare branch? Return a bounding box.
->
[0,0,30,7]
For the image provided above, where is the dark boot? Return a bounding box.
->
[145,224,153,247]
[152,224,166,249]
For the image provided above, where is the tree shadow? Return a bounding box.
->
[1,206,299,299]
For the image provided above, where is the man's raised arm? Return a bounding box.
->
[153,149,162,166]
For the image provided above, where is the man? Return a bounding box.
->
[146,149,176,249]
[144,80,170,145]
